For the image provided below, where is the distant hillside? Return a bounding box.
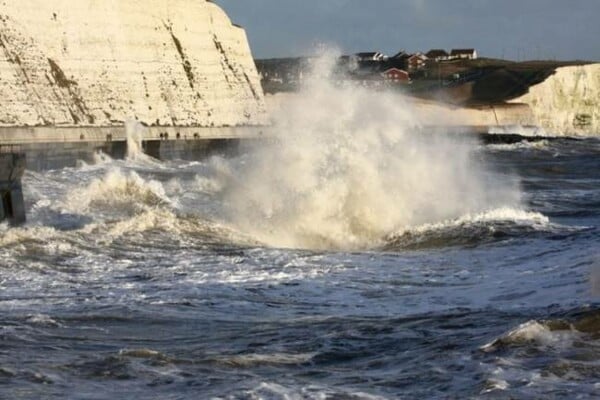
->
[255,56,595,106]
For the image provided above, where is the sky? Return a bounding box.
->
[214,0,600,61]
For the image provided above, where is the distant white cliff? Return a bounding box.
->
[0,0,267,127]
[512,64,600,136]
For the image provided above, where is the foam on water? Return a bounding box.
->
[488,124,548,137]
[392,207,549,236]
[0,224,60,247]
[222,52,523,250]
[486,139,551,151]
[25,314,62,327]
[227,382,390,400]
[92,150,114,165]
[216,352,316,367]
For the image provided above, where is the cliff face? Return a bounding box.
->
[0,0,267,127]
[512,64,600,136]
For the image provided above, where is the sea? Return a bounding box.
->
[1,78,600,399]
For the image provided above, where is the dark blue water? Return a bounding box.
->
[1,137,599,399]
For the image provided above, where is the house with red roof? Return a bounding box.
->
[382,68,410,83]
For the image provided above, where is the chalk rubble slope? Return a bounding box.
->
[0,0,267,127]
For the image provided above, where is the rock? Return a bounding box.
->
[0,0,267,127]
[511,64,600,136]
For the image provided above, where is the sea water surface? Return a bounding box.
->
[1,66,600,399]
[1,135,599,399]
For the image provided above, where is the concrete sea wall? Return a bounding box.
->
[0,125,267,170]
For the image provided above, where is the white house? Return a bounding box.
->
[449,49,478,60]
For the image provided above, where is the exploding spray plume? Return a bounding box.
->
[126,120,145,160]
[125,120,164,167]
[224,51,522,250]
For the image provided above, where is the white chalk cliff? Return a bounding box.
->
[512,64,600,136]
[0,0,267,127]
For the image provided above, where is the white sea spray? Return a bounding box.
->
[223,51,523,250]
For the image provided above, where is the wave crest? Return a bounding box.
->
[384,207,550,250]
[66,169,171,215]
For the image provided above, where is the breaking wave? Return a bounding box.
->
[222,52,524,250]
[478,310,600,396]
[482,310,600,353]
[66,169,171,215]
[3,165,254,254]
[383,207,551,250]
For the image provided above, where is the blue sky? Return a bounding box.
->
[214,0,600,61]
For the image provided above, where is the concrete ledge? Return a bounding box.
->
[0,125,269,170]
[0,125,268,146]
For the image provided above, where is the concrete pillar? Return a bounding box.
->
[0,153,26,225]
[0,191,5,221]
[8,184,26,224]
